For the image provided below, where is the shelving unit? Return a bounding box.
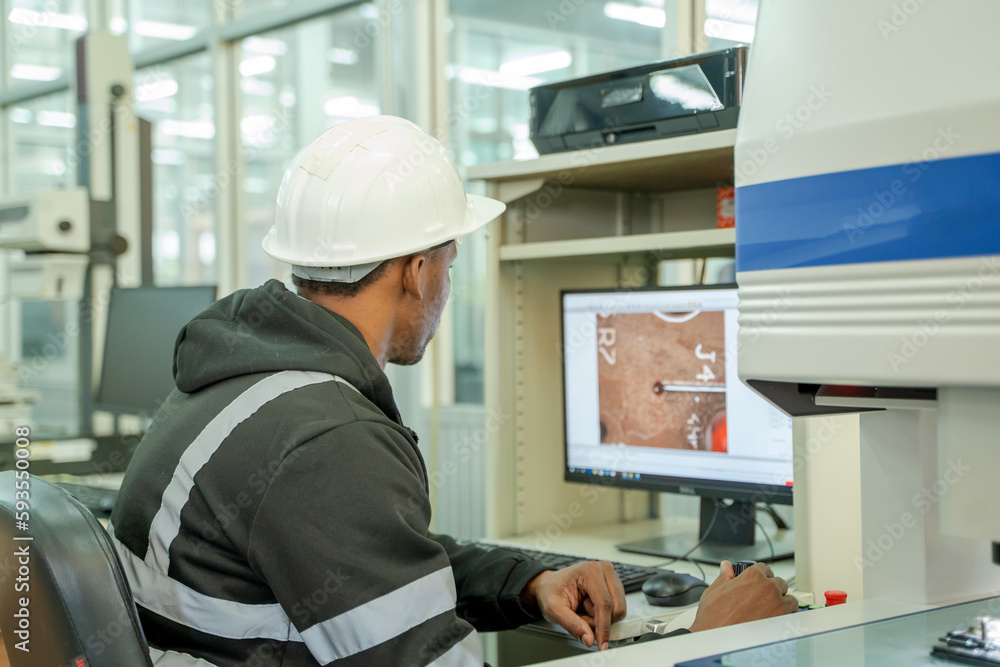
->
[473,131,738,540]
[497,229,735,262]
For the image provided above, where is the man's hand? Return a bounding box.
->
[522,562,627,651]
[688,561,798,632]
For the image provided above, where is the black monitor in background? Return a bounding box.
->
[561,285,795,564]
[95,285,217,417]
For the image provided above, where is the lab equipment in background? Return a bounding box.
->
[932,616,1000,665]
[561,285,794,563]
[529,47,747,154]
[95,286,216,419]
[9,254,90,301]
[0,356,38,434]
[735,0,1000,605]
[0,32,153,440]
[0,188,91,253]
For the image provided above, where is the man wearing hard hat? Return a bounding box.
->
[110,116,796,666]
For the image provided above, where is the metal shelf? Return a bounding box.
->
[467,130,736,194]
[499,228,735,262]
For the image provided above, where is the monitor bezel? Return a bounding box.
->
[94,284,217,416]
[559,283,793,506]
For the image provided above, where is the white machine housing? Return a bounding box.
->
[0,188,90,253]
[735,0,1000,605]
[9,254,89,301]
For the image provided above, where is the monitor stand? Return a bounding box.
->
[616,498,795,564]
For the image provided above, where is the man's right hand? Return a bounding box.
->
[688,561,798,632]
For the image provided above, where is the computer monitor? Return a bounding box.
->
[561,285,795,563]
[95,285,216,417]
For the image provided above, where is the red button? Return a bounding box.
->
[825,590,848,606]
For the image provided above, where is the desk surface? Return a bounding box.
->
[487,517,797,642]
[537,597,931,666]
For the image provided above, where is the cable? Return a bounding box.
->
[754,513,776,562]
[650,499,722,571]
[756,503,789,531]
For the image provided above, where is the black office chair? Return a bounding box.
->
[0,471,153,666]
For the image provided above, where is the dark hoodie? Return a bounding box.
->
[110,280,549,667]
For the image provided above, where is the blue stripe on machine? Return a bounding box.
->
[735,151,1000,272]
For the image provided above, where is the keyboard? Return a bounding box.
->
[56,482,119,518]
[461,541,675,594]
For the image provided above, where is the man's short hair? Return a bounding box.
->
[292,240,453,299]
[292,258,395,299]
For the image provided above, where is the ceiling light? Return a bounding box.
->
[707,0,758,24]
[159,120,215,139]
[328,47,360,65]
[603,2,666,28]
[323,96,380,119]
[135,78,179,102]
[157,230,180,261]
[241,77,276,96]
[110,16,128,33]
[241,114,276,135]
[704,19,755,42]
[8,8,87,31]
[152,149,186,166]
[37,111,76,128]
[198,232,216,265]
[500,50,572,78]
[10,64,61,81]
[137,97,177,114]
[134,20,197,41]
[455,66,542,91]
[244,37,288,56]
[11,108,32,124]
[240,56,276,77]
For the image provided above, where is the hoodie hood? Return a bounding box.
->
[173,279,400,423]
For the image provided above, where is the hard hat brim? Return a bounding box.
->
[466,194,507,231]
[264,194,507,268]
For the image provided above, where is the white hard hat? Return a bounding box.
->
[263,115,506,282]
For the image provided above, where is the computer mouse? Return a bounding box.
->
[642,572,709,607]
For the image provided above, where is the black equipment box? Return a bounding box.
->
[528,46,748,155]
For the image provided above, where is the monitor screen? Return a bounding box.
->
[96,285,216,416]
[561,285,794,504]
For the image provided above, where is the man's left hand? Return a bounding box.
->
[522,561,627,651]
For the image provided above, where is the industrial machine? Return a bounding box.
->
[0,33,146,437]
[735,0,1000,608]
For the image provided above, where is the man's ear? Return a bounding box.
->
[400,253,426,301]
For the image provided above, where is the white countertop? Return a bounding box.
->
[487,517,797,642]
